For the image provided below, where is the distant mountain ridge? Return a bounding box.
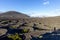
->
[0,11,30,19]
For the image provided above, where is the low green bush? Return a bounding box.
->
[10,26,17,29]
[8,33,22,40]
[22,29,29,33]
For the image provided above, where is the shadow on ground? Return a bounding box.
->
[31,29,60,40]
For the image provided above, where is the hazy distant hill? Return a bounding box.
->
[0,11,30,19]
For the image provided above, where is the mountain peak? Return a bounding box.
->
[0,11,30,19]
[2,11,24,15]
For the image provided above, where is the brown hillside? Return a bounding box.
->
[0,11,30,19]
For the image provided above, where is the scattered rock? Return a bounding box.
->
[0,29,7,36]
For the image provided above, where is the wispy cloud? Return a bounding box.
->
[43,0,50,5]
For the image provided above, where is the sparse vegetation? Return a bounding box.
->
[22,28,29,33]
[8,33,22,40]
[10,26,17,29]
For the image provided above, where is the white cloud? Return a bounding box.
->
[50,9,60,16]
[29,11,49,17]
[43,0,50,5]
[29,9,60,17]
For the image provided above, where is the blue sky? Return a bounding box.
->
[0,0,60,17]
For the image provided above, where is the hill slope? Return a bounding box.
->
[0,11,30,19]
